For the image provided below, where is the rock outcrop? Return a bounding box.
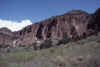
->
[0,8,100,49]
[0,28,18,48]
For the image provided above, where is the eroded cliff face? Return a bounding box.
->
[19,10,89,40]
[0,8,100,48]
[15,10,91,45]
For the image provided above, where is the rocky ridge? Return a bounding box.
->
[0,8,100,49]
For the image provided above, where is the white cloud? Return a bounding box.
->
[0,19,32,31]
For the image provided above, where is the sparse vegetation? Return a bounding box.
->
[0,33,100,67]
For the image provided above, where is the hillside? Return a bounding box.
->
[0,8,100,49]
[0,8,100,67]
[0,32,100,67]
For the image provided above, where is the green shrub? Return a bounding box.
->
[40,39,52,49]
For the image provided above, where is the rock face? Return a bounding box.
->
[0,28,18,48]
[0,8,100,48]
[18,10,90,40]
[88,8,100,32]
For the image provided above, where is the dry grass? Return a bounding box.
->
[0,34,100,67]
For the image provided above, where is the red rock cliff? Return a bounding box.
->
[0,8,100,47]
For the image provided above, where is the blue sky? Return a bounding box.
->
[0,0,100,23]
